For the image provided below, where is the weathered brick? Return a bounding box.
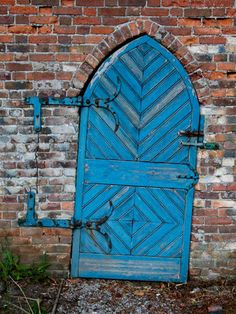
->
[54,26,76,34]
[203,18,233,27]
[74,17,101,25]
[6,63,32,71]
[59,16,72,25]
[205,0,234,6]
[15,15,29,24]
[141,8,169,16]
[0,6,8,14]
[29,16,58,24]
[102,17,129,25]
[53,7,82,15]
[170,8,183,16]
[178,18,202,26]
[147,0,161,6]
[5,81,32,90]
[98,8,126,16]
[8,26,36,34]
[91,26,114,34]
[27,72,55,80]
[185,8,212,17]
[83,8,97,16]
[153,17,177,26]
[10,6,38,14]
[162,0,189,6]
[29,35,57,43]
[0,0,15,4]
[194,27,221,35]
[119,0,145,5]
[0,16,14,24]
[76,0,104,5]
[31,0,59,4]
[0,35,13,43]
[199,36,226,44]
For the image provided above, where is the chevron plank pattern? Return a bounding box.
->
[86,41,192,164]
[80,184,186,258]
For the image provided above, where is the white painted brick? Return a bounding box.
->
[63,64,77,72]
[64,169,76,177]
[222,158,235,167]
[64,185,75,192]
[220,175,234,183]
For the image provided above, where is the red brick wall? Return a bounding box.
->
[0,0,235,278]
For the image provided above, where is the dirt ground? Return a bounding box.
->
[0,277,236,314]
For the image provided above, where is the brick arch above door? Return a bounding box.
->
[71,19,211,106]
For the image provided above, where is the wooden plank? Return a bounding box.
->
[84,159,196,189]
[79,253,181,281]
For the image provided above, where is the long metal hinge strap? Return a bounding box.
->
[25,96,83,132]
[19,193,114,254]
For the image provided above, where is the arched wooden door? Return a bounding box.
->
[71,35,200,282]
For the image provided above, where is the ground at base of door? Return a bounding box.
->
[0,278,235,314]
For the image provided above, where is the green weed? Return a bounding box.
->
[0,242,50,282]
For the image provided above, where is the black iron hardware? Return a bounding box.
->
[179,130,204,137]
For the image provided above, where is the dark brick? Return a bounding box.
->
[5,81,32,90]
[0,72,11,80]
[59,17,72,25]
[76,0,104,5]
[58,36,72,44]
[119,0,146,5]
[31,0,59,4]
[229,54,236,62]
[224,150,236,157]
[16,15,29,24]
[213,98,236,106]
[6,63,32,71]
[0,6,8,14]
[221,192,236,199]
[0,16,14,24]
[76,26,90,34]
[195,54,212,62]
[185,8,212,17]
[7,44,31,53]
[227,116,236,124]
[15,35,28,43]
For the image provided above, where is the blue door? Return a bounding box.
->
[71,35,200,282]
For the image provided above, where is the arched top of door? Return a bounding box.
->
[71,19,210,106]
[86,35,200,118]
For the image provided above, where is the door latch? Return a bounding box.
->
[181,142,220,150]
[179,115,220,150]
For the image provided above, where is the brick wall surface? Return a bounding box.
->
[0,0,235,279]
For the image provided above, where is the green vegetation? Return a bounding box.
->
[0,248,49,282]
[0,250,49,281]
[0,240,50,313]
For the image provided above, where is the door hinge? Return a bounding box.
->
[18,192,114,254]
[25,77,121,133]
[25,96,83,132]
